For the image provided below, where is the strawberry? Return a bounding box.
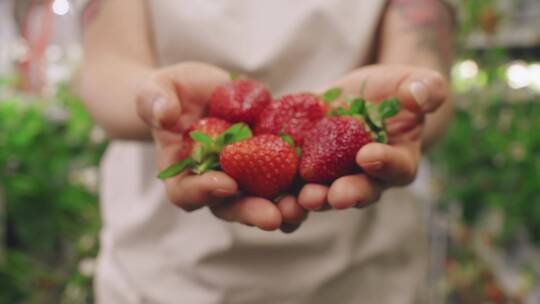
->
[209,79,272,126]
[300,98,400,183]
[159,119,252,178]
[254,93,328,146]
[220,134,299,198]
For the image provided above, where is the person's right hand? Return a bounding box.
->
[135,62,307,231]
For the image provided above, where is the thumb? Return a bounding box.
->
[136,73,183,132]
[330,65,449,115]
[396,68,448,114]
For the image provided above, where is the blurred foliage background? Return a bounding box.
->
[0,82,106,303]
[0,0,540,303]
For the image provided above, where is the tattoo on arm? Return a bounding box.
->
[388,0,455,71]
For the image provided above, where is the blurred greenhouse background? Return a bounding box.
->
[1,0,540,303]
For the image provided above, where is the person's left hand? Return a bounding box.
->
[292,65,448,214]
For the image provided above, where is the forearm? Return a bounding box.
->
[80,0,155,140]
[81,56,154,139]
[377,0,455,149]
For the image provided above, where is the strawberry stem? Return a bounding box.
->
[192,157,219,174]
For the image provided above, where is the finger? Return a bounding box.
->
[165,171,238,211]
[298,184,329,210]
[327,174,383,209]
[211,197,283,231]
[396,69,448,114]
[356,142,420,185]
[163,62,229,101]
[276,195,308,225]
[136,74,183,131]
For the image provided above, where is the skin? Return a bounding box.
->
[82,0,454,232]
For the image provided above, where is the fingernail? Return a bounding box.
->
[152,97,166,128]
[361,161,384,171]
[409,82,430,112]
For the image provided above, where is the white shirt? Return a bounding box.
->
[96,1,431,303]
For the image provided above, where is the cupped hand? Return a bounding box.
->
[135,62,307,231]
[297,65,449,210]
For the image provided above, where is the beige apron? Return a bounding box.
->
[96,1,431,303]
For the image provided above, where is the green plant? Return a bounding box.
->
[431,83,540,244]
[0,82,106,303]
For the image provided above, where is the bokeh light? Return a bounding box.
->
[456,59,479,79]
[506,61,531,89]
[52,0,70,16]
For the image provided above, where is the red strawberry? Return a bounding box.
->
[209,79,272,126]
[159,120,252,179]
[254,93,328,146]
[300,117,372,183]
[220,134,299,198]
[300,98,400,183]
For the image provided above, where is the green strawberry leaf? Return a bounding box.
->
[220,123,252,145]
[233,124,252,142]
[190,131,213,146]
[158,157,195,179]
[337,107,348,116]
[350,98,366,116]
[280,133,295,147]
[217,123,243,145]
[379,97,400,119]
[322,87,342,103]
[279,132,301,156]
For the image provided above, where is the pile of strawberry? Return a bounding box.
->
[159,77,400,199]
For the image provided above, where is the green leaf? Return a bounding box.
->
[379,97,400,119]
[216,123,241,145]
[233,124,252,142]
[280,133,295,147]
[158,158,195,179]
[295,147,302,157]
[190,131,213,146]
[322,87,342,103]
[220,123,252,145]
[337,107,348,116]
[350,98,366,116]
[222,123,244,136]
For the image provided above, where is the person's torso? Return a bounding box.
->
[97,1,430,303]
